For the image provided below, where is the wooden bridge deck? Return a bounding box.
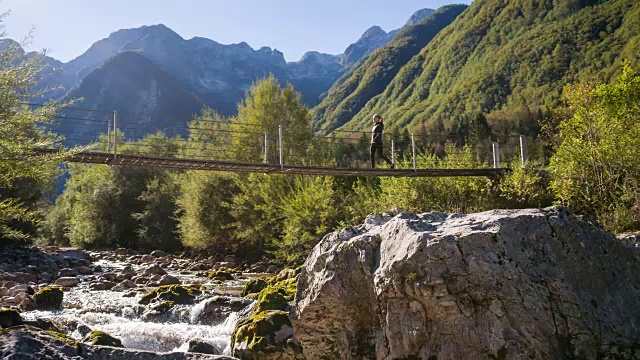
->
[36,149,509,177]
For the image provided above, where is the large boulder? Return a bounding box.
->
[292,207,640,360]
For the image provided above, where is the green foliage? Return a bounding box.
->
[33,286,63,310]
[314,4,468,133]
[550,62,640,232]
[82,330,123,347]
[278,176,339,263]
[0,18,75,241]
[175,171,238,251]
[325,0,640,134]
[499,161,551,208]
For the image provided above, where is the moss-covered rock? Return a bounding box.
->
[33,286,64,310]
[139,284,202,305]
[255,288,288,313]
[231,310,302,360]
[241,278,269,297]
[207,270,234,281]
[82,330,123,347]
[0,308,23,328]
[46,330,78,347]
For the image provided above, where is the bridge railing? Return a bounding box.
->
[25,103,541,172]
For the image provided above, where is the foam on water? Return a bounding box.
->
[22,258,250,355]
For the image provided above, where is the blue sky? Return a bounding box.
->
[1,0,471,63]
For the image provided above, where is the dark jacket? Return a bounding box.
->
[371,122,384,145]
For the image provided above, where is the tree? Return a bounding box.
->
[0,18,74,241]
[550,62,640,232]
[235,76,314,164]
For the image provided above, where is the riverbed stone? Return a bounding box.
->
[292,207,640,360]
[159,275,181,286]
[54,277,80,288]
[150,250,167,258]
[187,339,220,355]
[0,308,23,328]
[82,330,123,347]
[115,248,128,256]
[33,286,63,310]
[139,284,202,305]
[12,272,36,284]
[143,264,167,276]
[192,296,253,325]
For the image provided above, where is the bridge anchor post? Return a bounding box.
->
[391,139,396,169]
[113,110,118,163]
[411,134,417,172]
[492,142,500,169]
[279,125,283,169]
[519,135,527,168]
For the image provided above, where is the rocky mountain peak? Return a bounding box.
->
[358,26,388,42]
[405,8,436,26]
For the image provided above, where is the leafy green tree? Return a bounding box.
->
[278,176,338,263]
[550,62,640,232]
[175,171,238,251]
[0,20,73,241]
[235,76,314,164]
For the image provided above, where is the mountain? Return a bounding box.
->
[340,8,435,67]
[325,0,640,132]
[56,51,203,140]
[314,5,467,133]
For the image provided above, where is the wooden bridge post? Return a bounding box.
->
[492,142,500,169]
[411,134,417,171]
[279,125,283,169]
[391,139,396,168]
[113,110,118,161]
[264,133,268,164]
[519,135,527,168]
[107,117,111,153]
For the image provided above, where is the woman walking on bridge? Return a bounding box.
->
[370,114,393,169]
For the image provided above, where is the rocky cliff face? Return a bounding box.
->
[340,8,434,67]
[292,207,640,359]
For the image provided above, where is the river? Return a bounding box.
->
[21,256,259,355]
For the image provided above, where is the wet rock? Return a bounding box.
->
[99,273,118,282]
[292,207,640,359]
[83,330,123,347]
[189,263,209,271]
[54,277,80,288]
[77,324,92,337]
[56,249,91,262]
[151,250,167,258]
[139,284,202,305]
[140,255,154,263]
[207,270,233,282]
[240,279,268,297]
[0,308,23,328]
[19,296,35,311]
[231,310,302,360]
[0,288,8,297]
[116,273,134,282]
[186,339,221,355]
[12,272,36,284]
[265,265,278,273]
[115,248,128,256]
[77,266,93,275]
[93,265,103,273]
[192,296,253,325]
[117,279,136,289]
[159,274,181,286]
[121,265,136,275]
[58,268,78,278]
[143,264,167,276]
[33,286,63,310]
[89,281,116,291]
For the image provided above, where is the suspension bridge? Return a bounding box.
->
[27,104,532,178]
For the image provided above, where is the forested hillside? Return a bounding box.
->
[313,4,467,133]
[322,0,640,132]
